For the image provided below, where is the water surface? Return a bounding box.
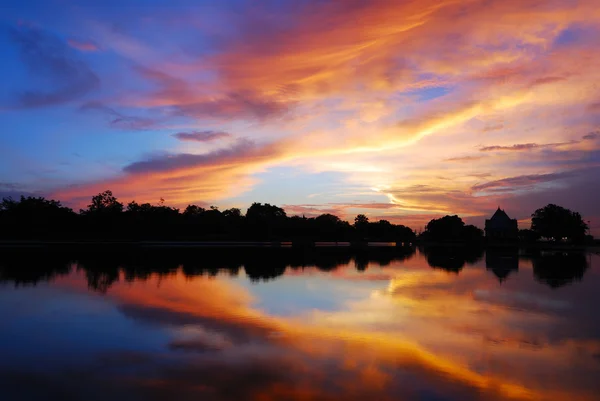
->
[1,247,599,401]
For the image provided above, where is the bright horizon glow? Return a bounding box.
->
[1,0,599,234]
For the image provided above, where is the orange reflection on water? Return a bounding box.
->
[54,253,600,401]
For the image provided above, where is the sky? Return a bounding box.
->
[1,0,600,234]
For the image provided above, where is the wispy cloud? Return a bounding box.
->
[472,172,571,192]
[528,76,568,87]
[174,91,293,121]
[444,155,486,162]
[172,131,231,142]
[131,66,293,121]
[81,102,160,130]
[482,124,504,132]
[480,132,599,152]
[0,182,39,200]
[123,139,274,175]
[583,131,599,140]
[479,143,543,152]
[8,26,99,107]
[67,38,100,52]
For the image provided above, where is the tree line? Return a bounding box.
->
[0,190,415,242]
[419,204,591,244]
[0,190,591,243]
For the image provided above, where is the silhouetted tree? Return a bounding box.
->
[222,208,242,219]
[183,204,205,216]
[354,214,369,239]
[462,224,484,242]
[201,207,225,236]
[519,229,541,243]
[531,204,588,242]
[246,203,286,220]
[245,203,287,239]
[0,196,76,239]
[126,201,152,213]
[315,213,341,226]
[370,219,393,240]
[313,214,350,240]
[287,215,311,240]
[78,190,126,239]
[421,216,484,243]
[221,208,243,238]
[125,200,180,239]
[0,190,415,242]
[423,215,464,241]
[82,190,123,214]
[394,224,416,244]
[354,214,369,226]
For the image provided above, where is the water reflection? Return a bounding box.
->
[0,247,416,291]
[420,245,484,272]
[0,247,594,292]
[0,247,599,401]
[530,251,590,288]
[486,247,520,283]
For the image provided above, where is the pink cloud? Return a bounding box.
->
[67,38,100,52]
[39,0,600,237]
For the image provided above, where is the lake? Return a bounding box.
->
[0,246,599,401]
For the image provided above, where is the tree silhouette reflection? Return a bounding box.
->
[421,245,484,272]
[2,246,593,291]
[529,251,589,288]
[0,250,72,286]
[0,246,416,290]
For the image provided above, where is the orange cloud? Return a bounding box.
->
[47,0,600,233]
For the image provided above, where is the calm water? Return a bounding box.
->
[0,247,599,401]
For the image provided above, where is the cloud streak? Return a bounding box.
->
[172,131,231,143]
[472,172,572,192]
[8,26,99,107]
[122,139,275,174]
[478,134,598,152]
[445,156,486,162]
[80,102,159,130]
[479,143,543,152]
[67,38,100,52]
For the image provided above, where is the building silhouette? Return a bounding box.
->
[485,207,518,240]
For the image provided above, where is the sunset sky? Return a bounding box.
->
[1,0,600,233]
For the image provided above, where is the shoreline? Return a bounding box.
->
[0,240,597,253]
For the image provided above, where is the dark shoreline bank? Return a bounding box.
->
[0,240,597,252]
